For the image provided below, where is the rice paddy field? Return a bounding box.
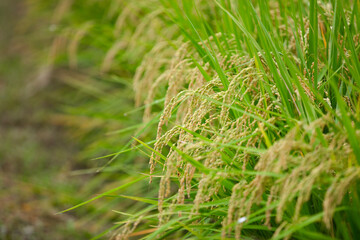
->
[1,0,360,239]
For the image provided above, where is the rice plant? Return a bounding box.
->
[51,0,360,239]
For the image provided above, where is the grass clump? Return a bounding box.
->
[48,0,360,239]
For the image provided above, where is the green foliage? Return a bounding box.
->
[49,0,360,239]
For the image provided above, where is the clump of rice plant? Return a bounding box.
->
[52,0,360,239]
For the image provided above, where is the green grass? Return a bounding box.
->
[39,0,360,239]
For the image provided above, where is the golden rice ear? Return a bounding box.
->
[68,22,93,69]
[224,119,355,238]
[323,167,360,229]
[137,37,276,230]
[27,32,70,97]
[52,0,74,24]
[115,215,144,240]
[101,40,126,72]
[133,41,174,107]
[129,3,359,235]
[113,4,132,37]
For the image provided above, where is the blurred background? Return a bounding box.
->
[0,0,93,239]
[0,0,158,238]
